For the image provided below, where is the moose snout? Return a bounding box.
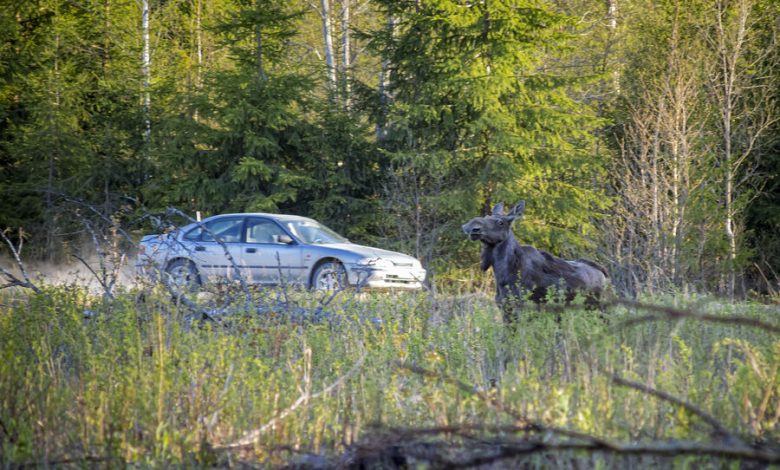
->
[462,223,479,235]
[462,221,482,240]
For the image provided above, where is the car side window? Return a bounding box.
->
[186,218,243,243]
[245,218,288,244]
[183,227,202,241]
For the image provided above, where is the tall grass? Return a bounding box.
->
[1,286,778,467]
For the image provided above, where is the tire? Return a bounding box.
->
[165,259,201,294]
[310,261,348,291]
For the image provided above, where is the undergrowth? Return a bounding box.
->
[1,286,779,467]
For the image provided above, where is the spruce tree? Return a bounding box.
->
[366,0,608,263]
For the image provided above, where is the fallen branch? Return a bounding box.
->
[160,273,219,323]
[16,455,115,468]
[352,424,778,467]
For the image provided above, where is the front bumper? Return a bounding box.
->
[348,265,426,290]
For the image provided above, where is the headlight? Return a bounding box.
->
[356,257,394,268]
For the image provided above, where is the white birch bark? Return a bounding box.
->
[320,0,337,95]
[376,14,394,140]
[340,0,350,109]
[142,0,151,147]
[711,0,749,298]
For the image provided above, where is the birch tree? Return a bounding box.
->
[705,0,777,297]
[141,0,151,154]
[340,0,350,108]
[319,0,337,94]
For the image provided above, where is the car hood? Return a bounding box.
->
[319,243,422,267]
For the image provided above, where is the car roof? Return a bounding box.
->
[203,213,313,222]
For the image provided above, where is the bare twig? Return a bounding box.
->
[611,374,736,439]
[397,362,530,425]
[609,299,780,333]
[274,251,291,310]
[164,207,253,306]
[160,274,219,323]
[0,229,41,293]
[222,353,366,450]
[396,362,619,447]
[204,364,235,436]
[42,191,135,245]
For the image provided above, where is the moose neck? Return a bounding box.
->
[480,230,520,272]
[489,231,519,250]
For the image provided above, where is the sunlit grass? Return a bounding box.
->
[1,286,778,466]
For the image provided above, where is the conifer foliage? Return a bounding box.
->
[0,0,777,294]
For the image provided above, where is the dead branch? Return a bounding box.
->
[164,207,253,305]
[0,229,41,293]
[397,362,531,425]
[611,374,735,439]
[609,299,780,333]
[16,455,115,468]
[160,273,219,323]
[530,297,780,334]
[73,216,126,301]
[222,353,366,450]
[396,362,619,447]
[44,191,135,245]
[352,424,779,467]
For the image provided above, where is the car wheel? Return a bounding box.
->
[165,259,201,294]
[311,261,348,291]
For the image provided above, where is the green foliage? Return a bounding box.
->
[0,0,777,291]
[364,0,608,264]
[2,288,779,466]
[0,0,146,256]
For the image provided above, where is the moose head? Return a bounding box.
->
[461,201,526,246]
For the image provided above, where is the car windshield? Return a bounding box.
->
[283,219,348,245]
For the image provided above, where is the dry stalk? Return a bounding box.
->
[221,353,367,450]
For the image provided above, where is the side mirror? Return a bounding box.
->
[276,234,294,245]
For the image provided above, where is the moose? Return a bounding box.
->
[462,201,608,322]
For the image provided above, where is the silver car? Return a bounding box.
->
[136,213,426,291]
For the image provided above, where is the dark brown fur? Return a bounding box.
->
[462,201,608,322]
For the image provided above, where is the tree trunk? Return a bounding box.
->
[340,0,350,109]
[712,0,750,298]
[376,14,394,140]
[320,0,337,95]
[196,0,202,87]
[255,0,266,80]
[142,0,151,150]
[46,31,61,263]
[606,0,619,93]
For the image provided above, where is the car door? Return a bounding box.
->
[242,217,305,285]
[183,217,248,282]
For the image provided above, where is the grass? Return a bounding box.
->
[1,284,779,467]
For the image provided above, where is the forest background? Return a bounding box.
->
[1,0,778,298]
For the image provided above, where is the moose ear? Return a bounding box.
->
[507,200,526,220]
[491,203,505,216]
